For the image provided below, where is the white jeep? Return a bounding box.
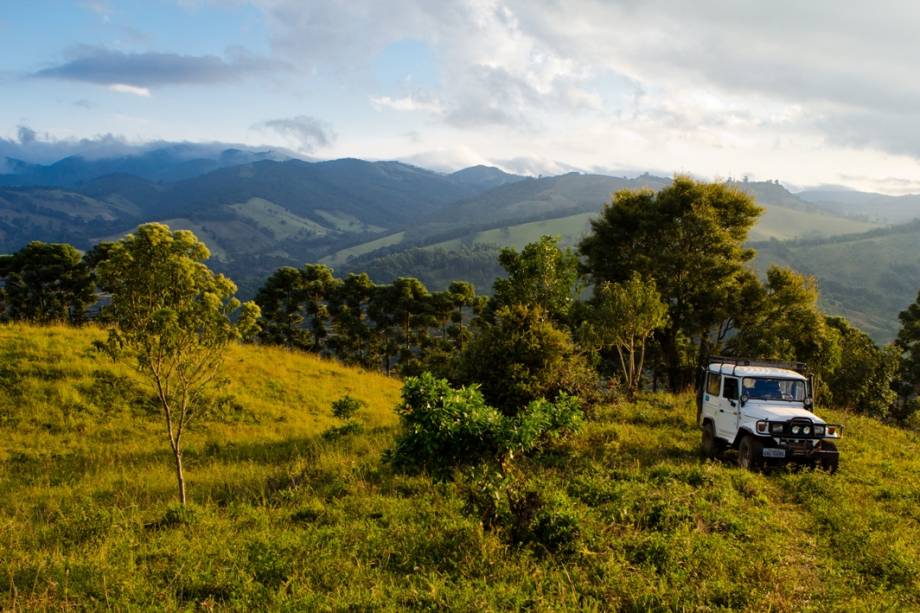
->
[696,356,841,472]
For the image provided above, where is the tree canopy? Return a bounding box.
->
[579,176,762,390]
[0,241,95,324]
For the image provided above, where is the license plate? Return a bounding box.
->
[763,448,786,458]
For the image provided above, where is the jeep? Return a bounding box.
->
[696,356,841,472]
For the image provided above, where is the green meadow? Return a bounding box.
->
[2,324,919,611]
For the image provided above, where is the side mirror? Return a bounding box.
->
[740,394,749,407]
[804,397,813,409]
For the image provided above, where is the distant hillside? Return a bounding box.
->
[327,177,880,287]
[0,158,515,294]
[797,189,920,224]
[754,221,920,342]
[448,165,525,191]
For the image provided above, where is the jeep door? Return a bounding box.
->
[702,371,722,427]
[716,376,741,439]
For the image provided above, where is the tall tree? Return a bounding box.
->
[255,267,310,349]
[0,241,95,324]
[579,177,762,390]
[96,224,259,505]
[328,272,378,368]
[492,235,581,324]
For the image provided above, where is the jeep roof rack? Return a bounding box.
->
[706,355,810,377]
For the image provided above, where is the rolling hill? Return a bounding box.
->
[798,188,920,224]
[754,222,920,342]
[3,323,920,609]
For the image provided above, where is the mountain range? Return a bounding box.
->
[1,147,917,341]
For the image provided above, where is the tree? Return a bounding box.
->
[897,288,920,387]
[0,241,95,324]
[457,304,596,415]
[96,224,259,505]
[300,264,341,354]
[729,267,841,396]
[826,316,898,418]
[582,273,668,396]
[368,277,431,375]
[328,272,378,367]
[255,267,310,349]
[492,235,581,324]
[579,177,762,390]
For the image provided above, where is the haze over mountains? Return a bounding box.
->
[1,145,917,341]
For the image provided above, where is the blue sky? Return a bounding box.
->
[3,1,920,194]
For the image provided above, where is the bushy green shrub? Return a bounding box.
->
[388,373,584,477]
[388,373,506,475]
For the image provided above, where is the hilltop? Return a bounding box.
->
[2,324,920,610]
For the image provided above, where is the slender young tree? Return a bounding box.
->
[96,224,259,505]
[585,273,668,397]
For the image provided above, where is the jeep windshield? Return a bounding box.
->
[741,377,806,402]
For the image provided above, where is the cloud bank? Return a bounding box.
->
[33,45,277,89]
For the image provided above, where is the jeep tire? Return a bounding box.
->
[818,440,839,474]
[701,421,724,459]
[738,434,765,471]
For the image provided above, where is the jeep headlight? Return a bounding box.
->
[791,425,801,435]
[814,425,825,436]
[770,422,784,435]
[803,426,811,435]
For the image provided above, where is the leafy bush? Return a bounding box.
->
[388,373,584,477]
[388,373,506,475]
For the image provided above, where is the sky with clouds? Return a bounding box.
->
[3,0,920,193]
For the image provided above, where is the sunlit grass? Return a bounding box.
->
[1,323,919,610]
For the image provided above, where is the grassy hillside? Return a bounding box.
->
[3,324,920,610]
[754,222,920,342]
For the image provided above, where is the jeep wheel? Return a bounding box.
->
[701,421,724,459]
[818,441,839,474]
[738,435,764,471]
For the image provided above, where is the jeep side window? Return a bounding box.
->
[723,377,739,400]
[706,372,721,396]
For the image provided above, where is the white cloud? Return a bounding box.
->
[370,95,444,114]
[109,83,151,96]
[253,115,335,153]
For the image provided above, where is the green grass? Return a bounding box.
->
[749,204,879,241]
[3,324,920,610]
[321,231,406,268]
[229,198,329,241]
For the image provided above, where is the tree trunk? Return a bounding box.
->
[172,448,187,505]
[658,328,682,393]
